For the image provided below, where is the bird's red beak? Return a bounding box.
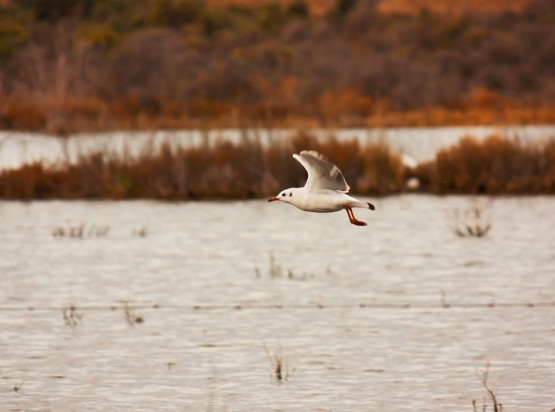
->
[268,197,280,202]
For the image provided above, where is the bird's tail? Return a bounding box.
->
[352,201,376,210]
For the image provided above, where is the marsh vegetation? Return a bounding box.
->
[447,199,493,238]
[0,132,553,199]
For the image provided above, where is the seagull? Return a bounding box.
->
[268,150,375,226]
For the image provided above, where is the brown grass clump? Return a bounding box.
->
[425,136,555,194]
[1,132,554,199]
[447,200,493,238]
[62,305,83,326]
[0,131,405,200]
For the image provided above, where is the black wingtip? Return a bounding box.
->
[367,202,376,211]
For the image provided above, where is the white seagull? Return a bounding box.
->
[268,150,375,226]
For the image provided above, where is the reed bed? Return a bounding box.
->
[0,132,404,199]
[0,132,554,199]
[413,136,555,194]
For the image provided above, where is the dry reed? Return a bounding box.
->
[263,342,291,383]
[473,363,503,412]
[410,135,555,194]
[0,132,404,199]
[62,305,83,326]
[123,302,144,326]
[447,199,493,238]
[0,133,554,199]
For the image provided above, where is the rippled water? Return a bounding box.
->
[1,196,554,411]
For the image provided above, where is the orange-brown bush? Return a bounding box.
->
[2,133,554,200]
[0,132,405,200]
[420,136,555,194]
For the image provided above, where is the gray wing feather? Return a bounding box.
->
[293,150,350,192]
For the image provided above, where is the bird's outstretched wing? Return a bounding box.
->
[292,150,350,192]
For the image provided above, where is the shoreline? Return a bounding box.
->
[0,133,554,199]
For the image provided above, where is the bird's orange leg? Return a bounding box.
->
[345,207,367,226]
[346,207,355,221]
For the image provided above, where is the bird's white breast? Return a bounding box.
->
[293,189,348,213]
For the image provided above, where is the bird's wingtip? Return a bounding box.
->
[367,202,376,211]
[300,150,320,158]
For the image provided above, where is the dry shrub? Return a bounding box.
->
[265,132,404,194]
[1,133,554,199]
[0,95,46,130]
[0,163,58,199]
[178,141,266,198]
[432,135,555,194]
[0,131,403,199]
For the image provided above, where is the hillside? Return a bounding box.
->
[0,0,554,132]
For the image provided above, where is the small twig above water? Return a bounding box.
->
[13,380,24,392]
[439,289,449,308]
[123,302,144,326]
[263,342,292,383]
[255,252,314,280]
[133,226,148,237]
[62,304,82,326]
[52,223,110,238]
[473,362,503,412]
[447,199,493,238]
[269,252,283,278]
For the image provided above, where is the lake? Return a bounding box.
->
[1,195,554,410]
[1,125,555,169]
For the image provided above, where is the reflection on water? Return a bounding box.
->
[1,196,554,410]
[1,125,555,169]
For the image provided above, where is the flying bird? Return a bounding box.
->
[268,150,375,226]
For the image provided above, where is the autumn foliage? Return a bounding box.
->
[0,0,554,133]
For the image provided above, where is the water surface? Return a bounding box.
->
[1,196,554,411]
[1,125,554,169]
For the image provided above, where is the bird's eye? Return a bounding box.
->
[282,193,286,197]
[289,193,292,197]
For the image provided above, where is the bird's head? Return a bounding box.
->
[268,188,297,204]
